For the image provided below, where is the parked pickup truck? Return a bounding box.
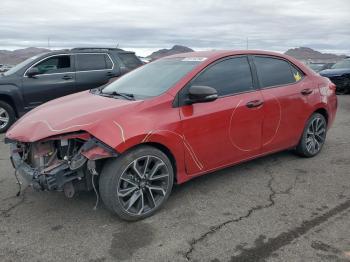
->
[0,47,143,132]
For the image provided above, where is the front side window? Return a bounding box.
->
[254,56,299,88]
[190,56,254,96]
[101,58,202,99]
[30,55,71,75]
[76,54,112,71]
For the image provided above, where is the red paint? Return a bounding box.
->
[6,50,337,184]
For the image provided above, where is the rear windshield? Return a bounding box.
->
[117,53,143,69]
[331,59,350,69]
[102,58,202,99]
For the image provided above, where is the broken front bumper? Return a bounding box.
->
[9,143,81,191]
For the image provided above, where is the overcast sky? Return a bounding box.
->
[0,0,349,56]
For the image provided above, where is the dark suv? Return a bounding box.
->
[0,48,143,132]
[319,58,350,95]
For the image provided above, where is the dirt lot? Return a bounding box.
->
[0,96,349,262]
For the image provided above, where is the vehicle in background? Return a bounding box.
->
[319,58,350,94]
[0,64,13,73]
[0,47,143,132]
[6,50,337,220]
[139,57,151,64]
[308,62,334,73]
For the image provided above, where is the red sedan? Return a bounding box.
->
[6,50,337,220]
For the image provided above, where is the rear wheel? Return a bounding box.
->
[0,101,16,133]
[295,113,327,157]
[99,145,174,221]
[336,87,347,95]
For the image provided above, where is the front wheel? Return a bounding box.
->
[295,113,327,157]
[99,145,174,221]
[0,101,16,133]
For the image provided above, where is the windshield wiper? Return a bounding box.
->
[102,91,135,100]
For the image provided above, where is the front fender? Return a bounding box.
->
[0,84,25,116]
[88,121,189,184]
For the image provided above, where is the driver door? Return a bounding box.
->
[179,56,264,175]
[22,54,76,109]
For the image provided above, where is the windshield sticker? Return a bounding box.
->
[181,57,207,62]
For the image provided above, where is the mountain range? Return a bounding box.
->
[284,47,346,62]
[0,46,347,66]
[146,45,194,60]
[0,47,51,65]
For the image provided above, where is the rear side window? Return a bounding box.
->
[76,54,112,71]
[117,53,143,69]
[190,56,254,96]
[31,55,71,75]
[254,56,297,88]
[290,65,304,82]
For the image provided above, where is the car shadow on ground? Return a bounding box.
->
[65,149,297,221]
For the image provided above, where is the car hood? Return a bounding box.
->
[6,91,144,143]
[319,68,350,77]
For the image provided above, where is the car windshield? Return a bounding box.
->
[3,55,41,76]
[101,57,203,99]
[331,59,350,69]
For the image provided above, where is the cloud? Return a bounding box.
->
[0,0,349,56]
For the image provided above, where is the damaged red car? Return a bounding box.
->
[5,50,337,221]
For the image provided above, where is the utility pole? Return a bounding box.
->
[246,37,249,50]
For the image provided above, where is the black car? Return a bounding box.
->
[0,48,143,132]
[319,58,350,94]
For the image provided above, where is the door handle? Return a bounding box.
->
[301,88,313,95]
[246,100,264,108]
[62,75,73,80]
[106,72,114,77]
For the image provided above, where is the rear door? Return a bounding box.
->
[179,56,264,175]
[22,54,75,109]
[252,55,313,152]
[75,53,115,90]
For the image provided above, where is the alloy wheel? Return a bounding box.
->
[117,155,170,216]
[0,107,10,129]
[306,116,326,154]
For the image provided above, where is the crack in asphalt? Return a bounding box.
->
[230,199,350,262]
[184,169,298,261]
[0,189,26,217]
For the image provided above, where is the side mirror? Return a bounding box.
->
[186,85,218,104]
[26,67,40,78]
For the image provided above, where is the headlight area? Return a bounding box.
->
[6,132,118,198]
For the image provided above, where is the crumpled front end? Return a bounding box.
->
[6,132,118,197]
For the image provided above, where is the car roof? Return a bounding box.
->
[165,49,312,74]
[44,48,136,56]
[166,50,292,60]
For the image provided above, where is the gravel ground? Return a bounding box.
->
[0,96,349,262]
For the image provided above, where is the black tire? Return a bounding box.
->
[99,145,174,221]
[336,88,347,95]
[295,113,327,157]
[0,101,16,133]
[335,84,350,95]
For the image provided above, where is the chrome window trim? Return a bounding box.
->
[23,52,114,77]
[75,53,114,73]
